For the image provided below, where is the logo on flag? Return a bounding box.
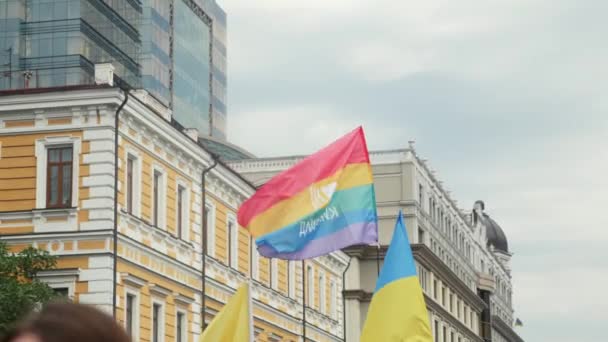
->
[310,182,337,209]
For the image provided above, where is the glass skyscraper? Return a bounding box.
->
[0,0,228,139]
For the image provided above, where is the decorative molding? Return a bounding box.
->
[413,244,487,312]
[121,273,147,288]
[174,293,195,306]
[425,293,484,342]
[149,283,172,297]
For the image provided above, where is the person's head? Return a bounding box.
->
[1,302,130,342]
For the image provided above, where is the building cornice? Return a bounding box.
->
[413,244,487,312]
[492,315,525,342]
[424,293,484,342]
[342,289,483,342]
[344,244,485,311]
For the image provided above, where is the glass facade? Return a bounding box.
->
[0,0,228,140]
[172,0,211,137]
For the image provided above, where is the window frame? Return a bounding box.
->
[204,201,216,257]
[151,165,167,229]
[227,214,238,269]
[319,272,326,314]
[151,300,165,342]
[175,180,190,241]
[124,289,140,341]
[270,258,278,290]
[288,261,296,298]
[45,146,73,208]
[176,309,187,342]
[307,265,314,306]
[123,148,142,216]
[251,237,259,280]
[35,136,81,209]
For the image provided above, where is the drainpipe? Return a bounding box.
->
[201,155,218,331]
[341,257,352,342]
[112,90,129,318]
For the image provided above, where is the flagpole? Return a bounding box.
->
[248,280,254,342]
[302,259,306,342]
[376,243,381,277]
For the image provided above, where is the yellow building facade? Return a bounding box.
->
[0,86,348,342]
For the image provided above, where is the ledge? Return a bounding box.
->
[492,315,525,342]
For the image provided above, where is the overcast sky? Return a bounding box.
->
[223,1,607,341]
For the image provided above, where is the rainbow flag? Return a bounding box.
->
[360,211,432,341]
[237,127,378,260]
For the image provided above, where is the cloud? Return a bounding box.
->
[222,0,608,341]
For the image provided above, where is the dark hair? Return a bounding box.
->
[1,302,130,342]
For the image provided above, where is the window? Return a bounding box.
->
[457,300,462,320]
[36,137,80,210]
[176,311,186,342]
[271,258,278,290]
[418,184,424,206]
[126,157,134,214]
[228,216,238,268]
[434,321,439,342]
[51,287,68,297]
[251,238,259,280]
[449,293,453,313]
[307,265,314,306]
[153,170,161,227]
[177,185,187,239]
[288,261,296,298]
[46,146,73,208]
[433,280,438,299]
[451,332,454,342]
[319,272,326,314]
[126,294,135,337]
[443,326,447,342]
[442,286,446,306]
[152,302,164,342]
[330,280,337,319]
[124,151,141,216]
[205,202,216,257]
[418,227,425,244]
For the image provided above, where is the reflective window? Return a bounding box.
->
[173,0,211,136]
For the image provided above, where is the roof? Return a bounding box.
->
[485,216,509,253]
[198,136,255,161]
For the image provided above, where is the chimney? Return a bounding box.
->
[95,63,115,86]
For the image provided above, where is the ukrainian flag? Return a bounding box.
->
[361,211,433,342]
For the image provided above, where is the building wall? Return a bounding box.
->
[0,88,346,342]
[230,149,524,342]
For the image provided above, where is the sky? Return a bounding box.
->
[222,1,608,341]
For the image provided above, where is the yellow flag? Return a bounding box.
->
[200,284,252,342]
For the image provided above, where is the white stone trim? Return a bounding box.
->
[121,273,146,288]
[251,239,259,281]
[149,284,171,298]
[271,258,278,290]
[35,135,81,209]
[288,261,296,298]
[37,268,80,300]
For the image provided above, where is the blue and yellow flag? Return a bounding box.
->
[361,211,433,342]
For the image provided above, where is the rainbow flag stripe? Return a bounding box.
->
[237,127,378,260]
